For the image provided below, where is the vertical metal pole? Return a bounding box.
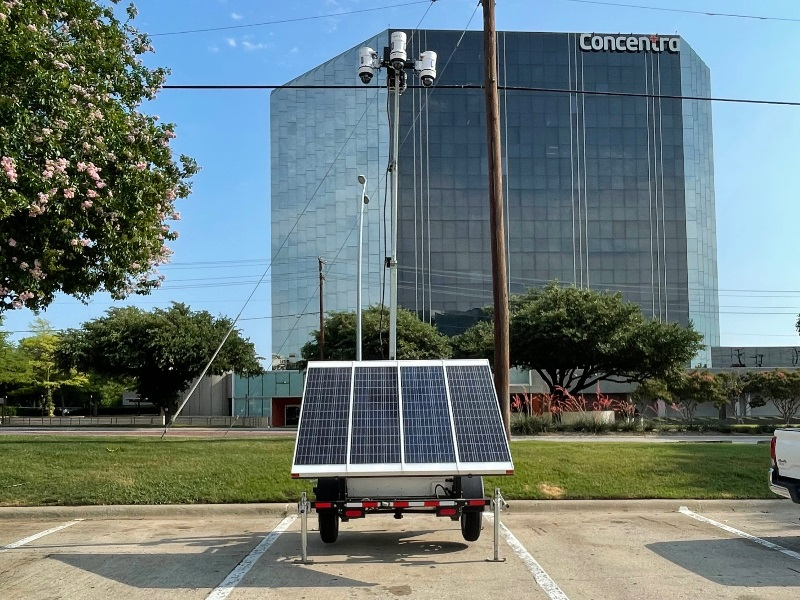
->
[482,0,511,438]
[299,492,310,563]
[486,486,506,563]
[493,487,501,561]
[357,178,367,361]
[388,71,401,360]
[318,257,325,359]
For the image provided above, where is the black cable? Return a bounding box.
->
[163,83,800,107]
[555,0,800,23]
[150,1,432,36]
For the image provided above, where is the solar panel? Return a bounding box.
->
[350,366,401,466]
[446,364,513,464]
[401,365,456,464]
[293,366,351,466]
[291,359,513,477]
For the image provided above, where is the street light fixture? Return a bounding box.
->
[358,31,437,360]
[356,175,369,361]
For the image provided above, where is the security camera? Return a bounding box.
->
[358,47,378,84]
[390,31,407,70]
[416,50,437,87]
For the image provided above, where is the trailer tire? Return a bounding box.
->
[460,511,482,542]
[319,511,339,544]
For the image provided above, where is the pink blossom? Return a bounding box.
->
[86,189,98,199]
[63,188,75,198]
[0,14,6,22]
[80,238,91,247]
[165,189,176,200]
[26,23,37,32]
[81,200,93,209]
[37,192,49,203]
[70,239,79,246]
[134,162,147,171]
[19,262,28,270]
[1,156,17,182]
[7,238,16,247]
[95,181,106,188]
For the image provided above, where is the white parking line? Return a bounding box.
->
[679,506,800,560]
[206,514,297,600]
[0,519,83,553]
[484,513,570,600]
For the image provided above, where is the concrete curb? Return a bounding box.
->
[0,502,294,520]
[0,498,789,520]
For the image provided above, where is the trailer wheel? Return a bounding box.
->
[460,511,482,542]
[318,511,339,544]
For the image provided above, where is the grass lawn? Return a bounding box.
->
[0,437,774,506]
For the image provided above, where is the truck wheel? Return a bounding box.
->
[319,511,339,544]
[460,511,482,542]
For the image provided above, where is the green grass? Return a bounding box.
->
[0,437,773,506]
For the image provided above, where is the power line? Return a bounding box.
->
[150,1,433,37]
[555,0,800,23]
[162,83,800,108]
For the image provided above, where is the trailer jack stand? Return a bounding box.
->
[295,492,313,564]
[485,487,509,563]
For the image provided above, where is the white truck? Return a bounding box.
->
[769,429,800,502]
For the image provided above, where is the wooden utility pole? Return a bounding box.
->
[318,256,325,360]
[482,0,511,437]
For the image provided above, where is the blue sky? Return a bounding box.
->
[4,0,800,361]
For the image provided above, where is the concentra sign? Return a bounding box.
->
[580,33,680,54]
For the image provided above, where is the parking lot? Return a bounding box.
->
[2,500,799,599]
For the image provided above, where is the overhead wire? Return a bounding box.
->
[162,83,800,108]
[150,1,433,36]
[553,0,800,23]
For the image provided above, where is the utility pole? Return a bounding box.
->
[482,0,511,437]
[318,256,326,360]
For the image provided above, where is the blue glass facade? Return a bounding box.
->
[270,30,719,358]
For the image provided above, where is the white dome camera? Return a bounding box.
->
[358,47,378,84]
[390,31,407,70]
[416,50,437,87]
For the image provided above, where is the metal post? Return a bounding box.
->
[486,487,507,563]
[318,257,325,360]
[297,492,313,564]
[388,70,401,360]
[357,175,368,361]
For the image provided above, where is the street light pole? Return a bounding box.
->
[356,175,369,361]
[359,32,437,360]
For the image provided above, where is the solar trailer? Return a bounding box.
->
[291,359,514,543]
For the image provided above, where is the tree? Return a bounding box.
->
[715,371,750,422]
[457,283,703,397]
[0,323,30,397]
[0,0,198,313]
[301,305,452,361]
[17,318,87,415]
[452,319,493,361]
[667,370,724,427]
[747,370,800,426]
[55,303,263,420]
[630,378,672,416]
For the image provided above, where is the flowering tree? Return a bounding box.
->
[666,370,725,428]
[746,370,800,426]
[0,0,198,312]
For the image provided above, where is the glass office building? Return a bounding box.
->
[271,31,719,362]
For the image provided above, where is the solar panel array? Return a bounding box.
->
[292,360,514,477]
